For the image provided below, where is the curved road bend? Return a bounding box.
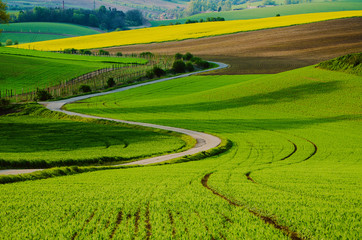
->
[0,62,228,176]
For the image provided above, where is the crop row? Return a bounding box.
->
[13,11,362,51]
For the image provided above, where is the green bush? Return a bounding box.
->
[195,60,210,69]
[80,49,92,55]
[64,48,78,54]
[116,52,123,57]
[153,66,165,77]
[0,98,10,109]
[107,78,116,88]
[146,70,155,79]
[99,49,110,56]
[175,53,183,60]
[5,39,12,46]
[35,89,52,101]
[183,52,194,61]
[172,60,186,73]
[79,85,92,93]
[186,62,194,72]
[139,52,154,58]
[14,40,19,45]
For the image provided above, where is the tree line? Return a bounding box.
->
[12,6,145,30]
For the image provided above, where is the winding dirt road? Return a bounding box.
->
[0,62,227,176]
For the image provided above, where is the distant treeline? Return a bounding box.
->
[12,6,145,30]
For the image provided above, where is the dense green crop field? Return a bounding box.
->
[0,22,101,44]
[151,1,362,26]
[0,104,188,168]
[0,65,360,239]
[0,47,146,95]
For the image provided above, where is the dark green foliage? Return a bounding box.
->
[276,13,281,17]
[172,60,186,73]
[80,49,92,55]
[317,53,362,76]
[35,89,52,101]
[116,52,123,57]
[5,39,12,46]
[195,59,210,69]
[79,85,92,93]
[146,70,155,79]
[14,6,145,30]
[107,78,116,88]
[183,52,194,61]
[152,66,165,77]
[191,56,202,63]
[175,53,183,60]
[185,19,198,24]
[186,62,195,72]
[14,40,18,45]
[206,17,225,22]
[99,49,110,56]
[0,98,10,110]
[139,52,154,58]
[64,48,78,54]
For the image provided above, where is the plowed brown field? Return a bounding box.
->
[106,18,362,74]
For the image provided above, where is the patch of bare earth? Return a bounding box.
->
[106,18,362,74]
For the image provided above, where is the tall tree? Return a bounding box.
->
[0,0,10,28]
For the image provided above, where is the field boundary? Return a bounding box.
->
[0,61,228,179]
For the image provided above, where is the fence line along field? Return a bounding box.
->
[12,11,362,51]
[1,56,360,239]
[0,47,150,100]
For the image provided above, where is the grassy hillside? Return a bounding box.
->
[0,104,189,168]
[1,64,359,238]
[13,11,362,51]
[317,52,362,75]
[0,48,146,95]
[0,22,101,45]
[151,1,362,26]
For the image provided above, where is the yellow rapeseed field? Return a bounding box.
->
[13,11,362,51]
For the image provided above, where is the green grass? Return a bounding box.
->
[0,47,147,95]
[0,22,101,44]
[0,104,192,168]
[151,1,362,26]
[317,52,362,75]
[0,64,360,238]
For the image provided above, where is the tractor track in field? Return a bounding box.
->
[0,62,227,176]
[201,173,304,240]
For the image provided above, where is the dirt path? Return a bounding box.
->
[0,62,227,176]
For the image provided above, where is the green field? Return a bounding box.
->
[0,47,147,95]
[0,22,101,45]
[151,1,362,26]
[0,63,360,238]
[0,104,190,168]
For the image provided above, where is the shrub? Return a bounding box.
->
[146,70,155,79]
[64,48,78,54]
[107,78,116,88]
[153,66,165,77]
[172,60,186,73]
[186,62,194,72]
[79,85,92,93]
[276,14,281,17]
[5,39,12,46]
[195,60,210,69]
[0,42,2,47]
[116,52,123,57]
[99,49,110,56]
[80,49,92,55]
[0,98,10,108]
[175,53,183,60]
[14,40,19,45]
[139,52,154,58]
[183,52,193,61]
[191,56,202,63]
[35,89,52,101]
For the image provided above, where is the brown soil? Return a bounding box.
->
[106,18,362,74]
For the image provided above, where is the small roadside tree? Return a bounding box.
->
[5,39,12,46]
[107,78,116,88]
[172,60,186,73]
